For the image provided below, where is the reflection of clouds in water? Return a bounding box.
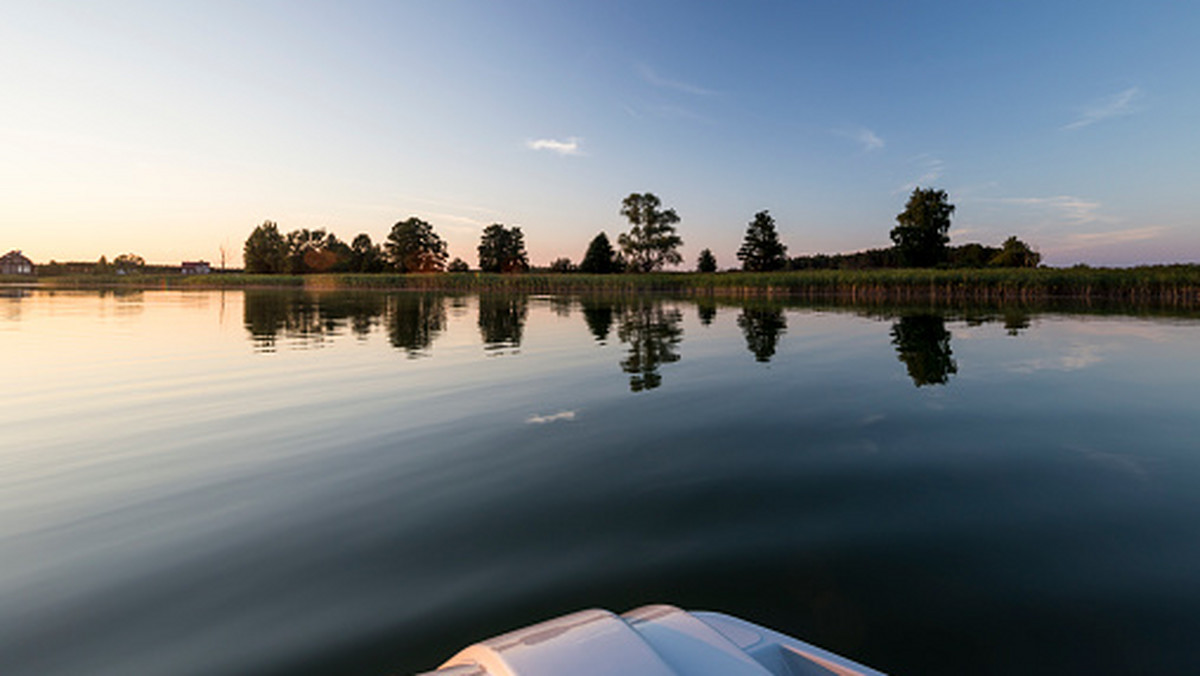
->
[1066,321,1174,343]
[527,410,576,425]
[1011,344,1103,373]
[1066,444,1150,481]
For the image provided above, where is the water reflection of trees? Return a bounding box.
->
[618,300,683,392]
[696,299,717,326]
[890,314,958,386]
[580,298,615,344]
[737,307,787,362]
[243,291,389,352]
[387,294,445,358]
[478,295,528,355]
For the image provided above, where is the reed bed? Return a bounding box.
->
[31,265,1200,305]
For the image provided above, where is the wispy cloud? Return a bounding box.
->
[527,410,576,424]
[526,137,583,156]
[1056,225,1169,249]
[1010,345,1104,373]
[1063,87,1143,130]
[987,195,1104,225]
[894,154,945,193]
[836,127,884,152]
[637,65,716,96]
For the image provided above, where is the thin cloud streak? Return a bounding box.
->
[527,410,576,424]
[637,65,716,96]
[836,127,884,152]
[987,195,1104,225]
[1064,87,1142,130]
[527,138,583,156]
[894,154,944,193]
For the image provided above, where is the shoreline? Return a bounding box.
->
[8,266,1200,306]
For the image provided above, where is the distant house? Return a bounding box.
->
[181,261,211,275]
[0,250,34,276]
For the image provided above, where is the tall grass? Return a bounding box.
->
[32,266,1200,305]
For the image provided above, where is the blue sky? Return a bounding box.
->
[2,1,1198,267]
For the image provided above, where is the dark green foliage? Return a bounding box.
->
[350,234,386,273]
[697,248,718,273]
[580,232,621,273]
[790,247,900,270]
[113,254,145,273]
[890,188,955,267]
[949,243,1002,268]
[890,314,958,386]
[737,307,787,362]
[990,236,1041,268]
[386,217,448,272]
[477,224,529,273]
[737,210,788,271]
[244,221,288,273]
[447,257,470,273]
[549,257,574,273]
[618,193,683,272]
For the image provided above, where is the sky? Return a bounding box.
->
[2,0,1198,268]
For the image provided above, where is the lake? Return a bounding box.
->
[2,288,1198,675]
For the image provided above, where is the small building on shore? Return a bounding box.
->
[0,250,34,275]
[181,261,211,275]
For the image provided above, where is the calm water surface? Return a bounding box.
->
[2,288,1198,675]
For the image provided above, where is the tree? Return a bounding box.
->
[386,217,448,272]
[697,248,718,273]
[244,221,288,273]
[580,232,621,273]
[989,236,1041,268]
[890,188,955,267]
[350,233,385,273]
[447,257,470,272]
[113,253,145,273]
[618,193,683,272]
[737,210,788,271]
[284,228,344,274]
[477,224,529,273]
[549,257,574,273]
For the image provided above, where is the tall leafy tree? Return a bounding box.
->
[696,248,718,273]
[580,232,621,273]
[350,233,385,273]
[386,217,448,272]
[737,210,788,271]
[285,228,342,273]
[618,193,683,272]
[447,257,470,272]
[989,236,1041,268]
[113,253,145,273]
[890,188,955,267]
[244,220,288,273]
[477,224,530,273]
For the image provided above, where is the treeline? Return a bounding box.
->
[243,188,1044,277]
[36,255,182,277]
